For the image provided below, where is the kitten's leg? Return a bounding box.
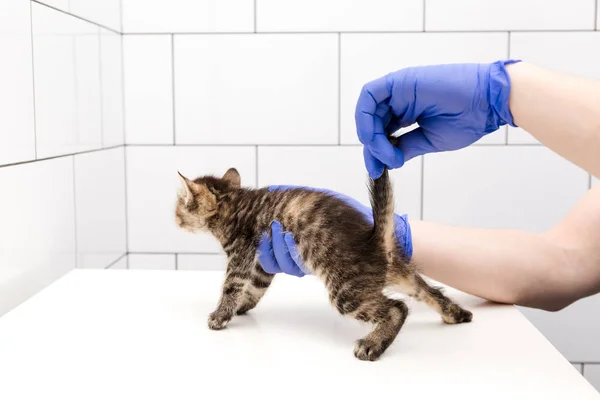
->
[236,263,274,315]
[386,268,472,324]
[334,284,408,361]
[208,255,253,330]
[351,296,408,362]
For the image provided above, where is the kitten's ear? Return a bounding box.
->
[222,168,241,187]
[177,171,195,206]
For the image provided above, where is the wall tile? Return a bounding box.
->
[70,0,121,32]
[572,363,583,374]
[256,0,423,32]
[32,3,102,159]
[109,256,128,270]
[593,176,599,186]
[100,29,124,147]
[0,0,36,166]
[122,0,253,33]
[426,0,595,31]
[128,254,175,270]
[177,254,227,270]
[584,364,600,392]
[519,295,600,362]
[0,157,75,317]
[423,146,588,232]
[126,146,256,253]
[74,148,126,269]
[174,34,338,145]
[340,33,508,145]
[123,35,173,144]
[509,32,600,144]
[258,146,422,219]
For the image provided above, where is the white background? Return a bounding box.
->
[1,0,599,390]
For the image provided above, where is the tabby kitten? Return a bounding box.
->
[175,167,472,361]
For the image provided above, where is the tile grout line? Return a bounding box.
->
[29,1,38,160]
[254,0,257,33]
[104,252,127,269]
[589,173,593,190]
[0,144,123,170]
[123,146,131,268]
[98,28,105,148]
[72,156,79,269]
[337,33,341,145]
[174,254,178,270]
[420,156,425,220]
[30,0,121,35]
[120,29,597,35]
[121,142,546,149]
[171,34,176,145]
[422,0,426,31]
[255,145,259,188]
[129,251,224,255]
[505,31,511,145]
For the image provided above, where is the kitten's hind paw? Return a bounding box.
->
[208,311,231,330]
[442,304,473,324]
[354,338,384,362]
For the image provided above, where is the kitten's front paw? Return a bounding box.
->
[208,311,230,330]
[354,338,384,362]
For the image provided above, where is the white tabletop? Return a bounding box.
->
[0,269,597,400]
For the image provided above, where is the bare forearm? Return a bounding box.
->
[507,62,600,177]
[410,186,600,311]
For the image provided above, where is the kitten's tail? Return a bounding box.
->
[368,167,397,264]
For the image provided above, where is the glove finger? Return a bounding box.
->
[271,221,304,277]
[284,233,308,276]
[394,127,439,162]
[363,146,385,179]
[367,134,405,169]
[257,233,281,274]
[355,76,391,145]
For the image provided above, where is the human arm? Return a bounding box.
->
[506,62,600,177]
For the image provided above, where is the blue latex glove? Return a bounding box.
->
[257,186,412,277]
[356,60,521,178]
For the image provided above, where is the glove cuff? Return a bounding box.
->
[395,214,413,260]
[488,59,521,128]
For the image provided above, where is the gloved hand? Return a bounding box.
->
[257,186,412,277]
[356,60,521,178]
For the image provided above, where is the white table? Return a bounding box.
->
[0,270,597,400]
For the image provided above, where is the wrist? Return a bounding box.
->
[488,59,521,129]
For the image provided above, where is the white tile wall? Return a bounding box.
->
[0,157,76,316]
[70,0,122,32]
[584,364,600,392]
[258,146,422,218]
[0,0,36,165]
[519,294,600,362]
[128,254,176,270]
[509,32,600,143]
[126,146,257,253]
[123,35,173,144]
[174,34,338,145]
[32,3,102,158]
[121,0,254,33]
[100,29,124,147]
[340,33,509,145]
[256,0,423,32]
[35,0,69,12]
[426,0,595,31]
[423,146,589,232]
[177,254,228,270]
[594,176,599,186]
[74,148,127,269]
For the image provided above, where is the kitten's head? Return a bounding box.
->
[175,168,241,233]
